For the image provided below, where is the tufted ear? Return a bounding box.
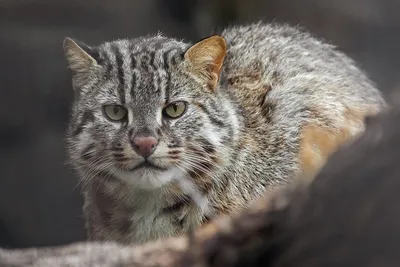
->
[184,35,226,91]
[63,37,99,73]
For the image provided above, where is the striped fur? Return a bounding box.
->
[64,22,387,245]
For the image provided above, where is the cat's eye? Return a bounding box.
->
[163,101,187,119]
[103,105,127,121]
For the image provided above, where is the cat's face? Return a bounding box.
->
[65,36,237,189]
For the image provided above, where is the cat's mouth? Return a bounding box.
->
[129,160,168,172]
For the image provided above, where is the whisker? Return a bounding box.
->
[74,153,114,190]
[177,160,215,180]
[95,163,117,193]
[179,156,221,179]
[81,161,115,191]
[178,162,202,178]
[180,152,222,173]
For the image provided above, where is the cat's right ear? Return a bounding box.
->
[63,37,99,73]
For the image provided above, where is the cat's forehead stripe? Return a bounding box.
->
[130,71,138,99]
[111,43,126,104]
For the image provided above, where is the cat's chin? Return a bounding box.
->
[110,166,187,190]
[128,160,168,172]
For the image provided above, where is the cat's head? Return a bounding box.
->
[64,35,239,190]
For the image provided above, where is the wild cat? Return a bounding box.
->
[63,22,386,244]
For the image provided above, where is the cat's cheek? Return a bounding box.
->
[100,122,124,143]
[205,129,222,148]
[198,119,223,149]
[76,132,94,152]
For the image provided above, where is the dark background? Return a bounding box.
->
[0,0,399,248]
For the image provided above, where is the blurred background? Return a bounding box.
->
[0,0,399,248]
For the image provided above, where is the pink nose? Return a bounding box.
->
[131,136,158,158]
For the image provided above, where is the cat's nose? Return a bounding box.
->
[131,136,159,158]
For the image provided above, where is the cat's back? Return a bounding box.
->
[220,22,385,107]
[219,22,386,180]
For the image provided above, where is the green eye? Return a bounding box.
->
[103,105,127,121]
[163,101,187,119]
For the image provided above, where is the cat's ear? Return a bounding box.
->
[63,37,99,73]
[184,35,226,91]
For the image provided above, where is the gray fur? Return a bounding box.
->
[64,22,386,245]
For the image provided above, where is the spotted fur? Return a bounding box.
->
[64,22,386,245]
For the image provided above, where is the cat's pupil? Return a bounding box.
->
[113,106,120,114]
[172,104,178,112]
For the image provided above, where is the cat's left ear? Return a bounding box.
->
[184,35,226,91]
